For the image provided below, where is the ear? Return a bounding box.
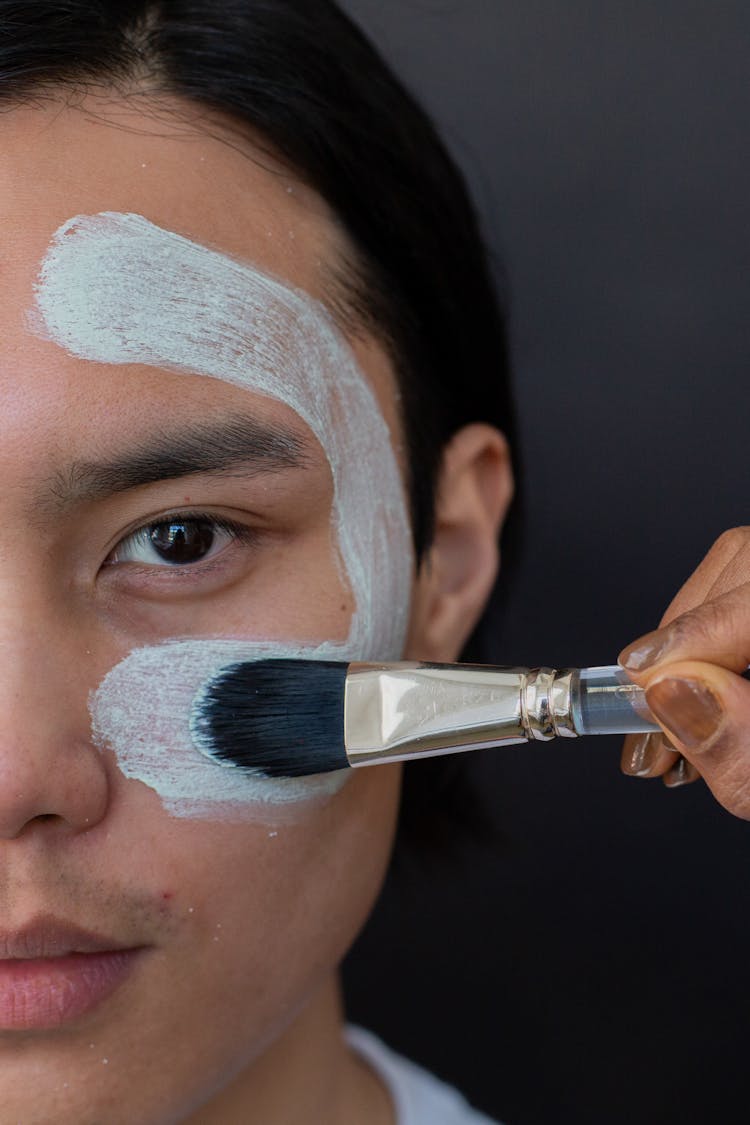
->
[404,424,514,662]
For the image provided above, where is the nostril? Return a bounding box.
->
[0,737,110,837]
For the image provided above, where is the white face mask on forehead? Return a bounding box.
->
[28,211,413,815]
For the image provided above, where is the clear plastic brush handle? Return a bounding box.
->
[571,665,658,735]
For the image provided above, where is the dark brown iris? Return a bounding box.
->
[149,520,215,565]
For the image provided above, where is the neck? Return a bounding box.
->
[184,971,394,1125]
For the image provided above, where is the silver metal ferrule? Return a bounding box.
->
[343,663,581,768]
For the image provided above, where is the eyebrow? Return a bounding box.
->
[39,415,312,514]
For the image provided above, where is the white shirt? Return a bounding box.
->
[346,1025,502,1125]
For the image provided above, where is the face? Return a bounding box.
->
[0,92,417,1121]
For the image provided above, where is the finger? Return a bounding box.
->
[702,533,750,600]
[642,660,750,819]
[618,580,750,677]
[655,527,750,626]
[662,756,700,788]
[620,732,679,777]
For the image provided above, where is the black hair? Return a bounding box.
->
[0,0,518,849]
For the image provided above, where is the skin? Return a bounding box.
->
[0,90,512,1124]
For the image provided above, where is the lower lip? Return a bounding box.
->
[0,950,141,1030]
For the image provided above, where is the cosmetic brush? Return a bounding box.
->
[191,659,750,778]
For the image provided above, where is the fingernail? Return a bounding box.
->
[622,732,660,776]
[645,677,724,750]
[663,756,699,788]
[619,631,669,671]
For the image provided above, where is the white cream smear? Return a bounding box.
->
[27,211,413,816]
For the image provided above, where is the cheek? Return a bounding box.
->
[210,522,355,647]
[199,766,401,939]
[140,767,400,1038]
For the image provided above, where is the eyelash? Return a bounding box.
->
[106,511,258,571]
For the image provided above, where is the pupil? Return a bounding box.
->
[150,521,215,564]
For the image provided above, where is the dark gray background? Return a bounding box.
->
[338,3,750,1123]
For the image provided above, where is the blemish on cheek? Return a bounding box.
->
[161,891,174,902]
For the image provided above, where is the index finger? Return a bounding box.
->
[618,581,750,678]
[655,527,750,627]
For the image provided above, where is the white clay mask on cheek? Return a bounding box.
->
[27,211,413,818]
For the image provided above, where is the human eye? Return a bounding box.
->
[106,513,256,570]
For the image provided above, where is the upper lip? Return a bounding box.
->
[0,917,135,960]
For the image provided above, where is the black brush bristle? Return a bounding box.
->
[192,659,350,778]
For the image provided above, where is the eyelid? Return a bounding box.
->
[105,511,258,568]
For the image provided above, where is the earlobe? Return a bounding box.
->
[404,424,514,662]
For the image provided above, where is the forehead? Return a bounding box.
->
[0,93,332,298]
[0,92,401,438]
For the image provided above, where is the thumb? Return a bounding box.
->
[642,660,750,818]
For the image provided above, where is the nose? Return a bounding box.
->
[0,632,108,839]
